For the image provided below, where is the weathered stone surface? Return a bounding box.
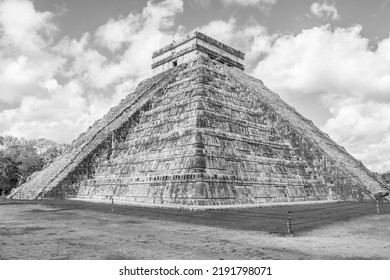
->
[9,33,389,206]
[152,32,244,74]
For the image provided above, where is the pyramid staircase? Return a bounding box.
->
[9,66,185,200]
[9,33,388,204]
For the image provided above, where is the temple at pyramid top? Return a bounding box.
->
[151,31,245,74]
[9,32,389,207]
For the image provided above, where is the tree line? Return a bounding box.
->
[0,135,68,196]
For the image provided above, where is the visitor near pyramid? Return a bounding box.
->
[9,32,389,207]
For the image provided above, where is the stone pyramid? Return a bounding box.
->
[9,32,389,207]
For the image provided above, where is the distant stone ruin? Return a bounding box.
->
[9,32,389,207]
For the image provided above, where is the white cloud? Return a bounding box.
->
[196,17,272,67]
[252,25,390,172]
[311,1,340,20]
[0,0,185,143]
[0,53,64,104]
[0,80,87,142]
[197,19,390,172]
[94,16,141,52]
[95,0,183,52]
[254,25,390,103]
[0,0,56,51]
[1,0,390,174]
[0,0,64,105]
[91,0,184,88]
[323,103,390,172]
[39,78,59,91]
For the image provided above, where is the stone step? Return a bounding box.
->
[11,69,178,200]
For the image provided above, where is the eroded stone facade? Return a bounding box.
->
[152,32,245,75]
[10,33,388,206]
[72,59,373,205]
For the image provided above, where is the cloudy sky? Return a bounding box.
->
[0,0,390,172]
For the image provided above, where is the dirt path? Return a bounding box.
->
[1,201,389,259]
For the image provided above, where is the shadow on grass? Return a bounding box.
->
[3,198,389,236]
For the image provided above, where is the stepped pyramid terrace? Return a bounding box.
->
[9,32,389,208]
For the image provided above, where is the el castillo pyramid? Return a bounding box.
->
[9,32,389,207]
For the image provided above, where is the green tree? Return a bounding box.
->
[0,135,68,195]
[17,140,44,180]
[0,136,44,194]
[0,152,19,195]
[41,146,61,165]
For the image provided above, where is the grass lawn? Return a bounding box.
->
[1,198,389,259]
